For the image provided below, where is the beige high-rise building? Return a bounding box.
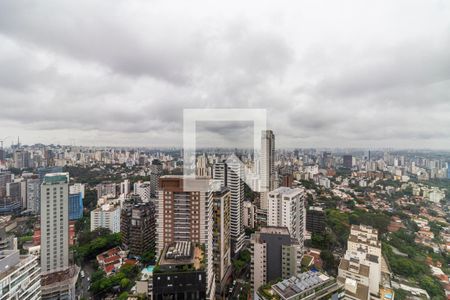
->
[157,176,216,299]
[338,225,393,300]
[196,154,209,177]
[213,186,232,297]
[243,201,256,228]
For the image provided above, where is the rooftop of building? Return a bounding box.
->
[259,226,290,235]
[212,184,230,195]
[366,253,379,263]
[337,277,369,300]
[0,251,37,281]
[269,186,303,197]
[42,172,69,184]
[159,175,213,192]
[252,227,296,246]
[41,265,79,287]
[92,203,121,213]
[156,241,205,273]
[380,287,395,300]
[160,175,210,179]
[351,224,378,235]
[96,247,126,264]
[348,234,381,248]
[272,271,335,299]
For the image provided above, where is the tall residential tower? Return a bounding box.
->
[40,173,79,300]
[213,158,245,254]
[156,176,216,299]
[260,130,275,210]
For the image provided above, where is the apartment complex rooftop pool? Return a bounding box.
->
[141,265,155,280]
[143,265,154,274]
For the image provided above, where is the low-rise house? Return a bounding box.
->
[96,247,134,275]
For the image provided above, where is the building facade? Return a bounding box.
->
[0,250,41,300]
[68,192,83,220]
[40,173,79,300]
[157,176,216,299]
[267,187,305,249]
[306,206,326,234]
[90,203,121,233]
[40,173,69,274]
[260,130,275,210]
[243,201,256,229]
[250,227,302,293]
[69,183,85,199]
[337,225,393,300]
[121,199,156,257]
[343,155,353,169]
[26,177,41,214]
[213,159,245,255]
[134,181,151,202]
[212,186,232,296]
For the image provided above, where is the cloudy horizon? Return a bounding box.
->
[0,0,449,149]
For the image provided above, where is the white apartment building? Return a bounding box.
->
[90,203,121,233]
[40,173,79,300]
[134,181,151,202]
[69,183,85,199]
[40,173,70,274]
[0,250,41,300]
[120,179,130,195]
[213,158,246,254]
[319,176,331,189]
[212,162,227,187]
[267,187,306,248]
[225,158,245,254]
[428,188,445,203]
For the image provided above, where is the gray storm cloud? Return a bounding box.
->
[0,0,449,148]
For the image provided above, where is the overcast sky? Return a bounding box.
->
[0,0,449,149]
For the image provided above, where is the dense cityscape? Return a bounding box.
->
[0,134,449,299]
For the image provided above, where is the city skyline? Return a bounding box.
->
[0,1,449,148]
[1,1,450,299]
